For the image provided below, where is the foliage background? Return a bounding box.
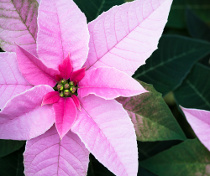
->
[0,0,210,175]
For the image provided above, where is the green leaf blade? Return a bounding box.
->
[0,147,24,176]
[0,140,25,157]
[186,8,210,42]
[141,139,210,176]
[117,81,186,141]
[134,35,210,96]
[167,0,210,28]
[174,63,210,110]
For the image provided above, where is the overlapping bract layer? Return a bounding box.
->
[0,0,173,175]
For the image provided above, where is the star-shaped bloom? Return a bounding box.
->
[0,0,172,175]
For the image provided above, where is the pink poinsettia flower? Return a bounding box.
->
[0,0,172,175]
[181,107,210,151]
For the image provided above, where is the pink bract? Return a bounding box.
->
[0,0,173,175]
[181,107,210,151]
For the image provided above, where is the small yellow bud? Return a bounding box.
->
[72,87,76,93]
[61,79,65,83]
[57,84,62,89]
[64,90,70,97]
[59,92,64,97]
[64,83,70,89]
[60,86,64,91]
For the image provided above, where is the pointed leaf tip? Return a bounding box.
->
[85,0,173,75]
[16,45,58,87]
[71,67,86,84]
[79,67,147,100]
[117,81,186,141]
[59,54,73,79]
[53,98,77,139]
[42,91,60,106]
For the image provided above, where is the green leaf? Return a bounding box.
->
[167,0,210,28]
[73,0,124,22]
[138,140,182,161]
[87,154,115,176]
[199,54,210,68]
[186,8,210,42]
[138,167,157,176]
[117,81,186,141]
[0,139,25,157]
[134,35,210,96]
[174,63,210,110]
[87,149,157,176]
[0,147,24,176]
[140,139,210,176]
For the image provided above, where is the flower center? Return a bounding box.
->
[53,79,77,97]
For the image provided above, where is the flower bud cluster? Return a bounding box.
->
[54,79,77,97]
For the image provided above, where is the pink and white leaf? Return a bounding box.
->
[53,98,77,139]
[0,52,32,109]
[72,95,138,176]
[24,126,89,176]
[0,85,55,140]
[16,46,59,87]
[181,107,210,151]
[0,0,38,55]
[78,67,147,100]
[37,0,89,70]
[85,0,173,75]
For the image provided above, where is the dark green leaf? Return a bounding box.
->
[134,35,210,96]
[174,63,210,110]
[140,139,210,176]
[164,28,189,36]
[87,148,159,176]
[87,154,114,176]
[138,140,182,161]
[138,167,157,176]
[199,53,210,68]
[0,147,24,176]
[138,140,181,176]
[74,0,124,22]
[167,0,210,28]
[117,81,186,141]
[0,139,25,157]
[186,8,210,42]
